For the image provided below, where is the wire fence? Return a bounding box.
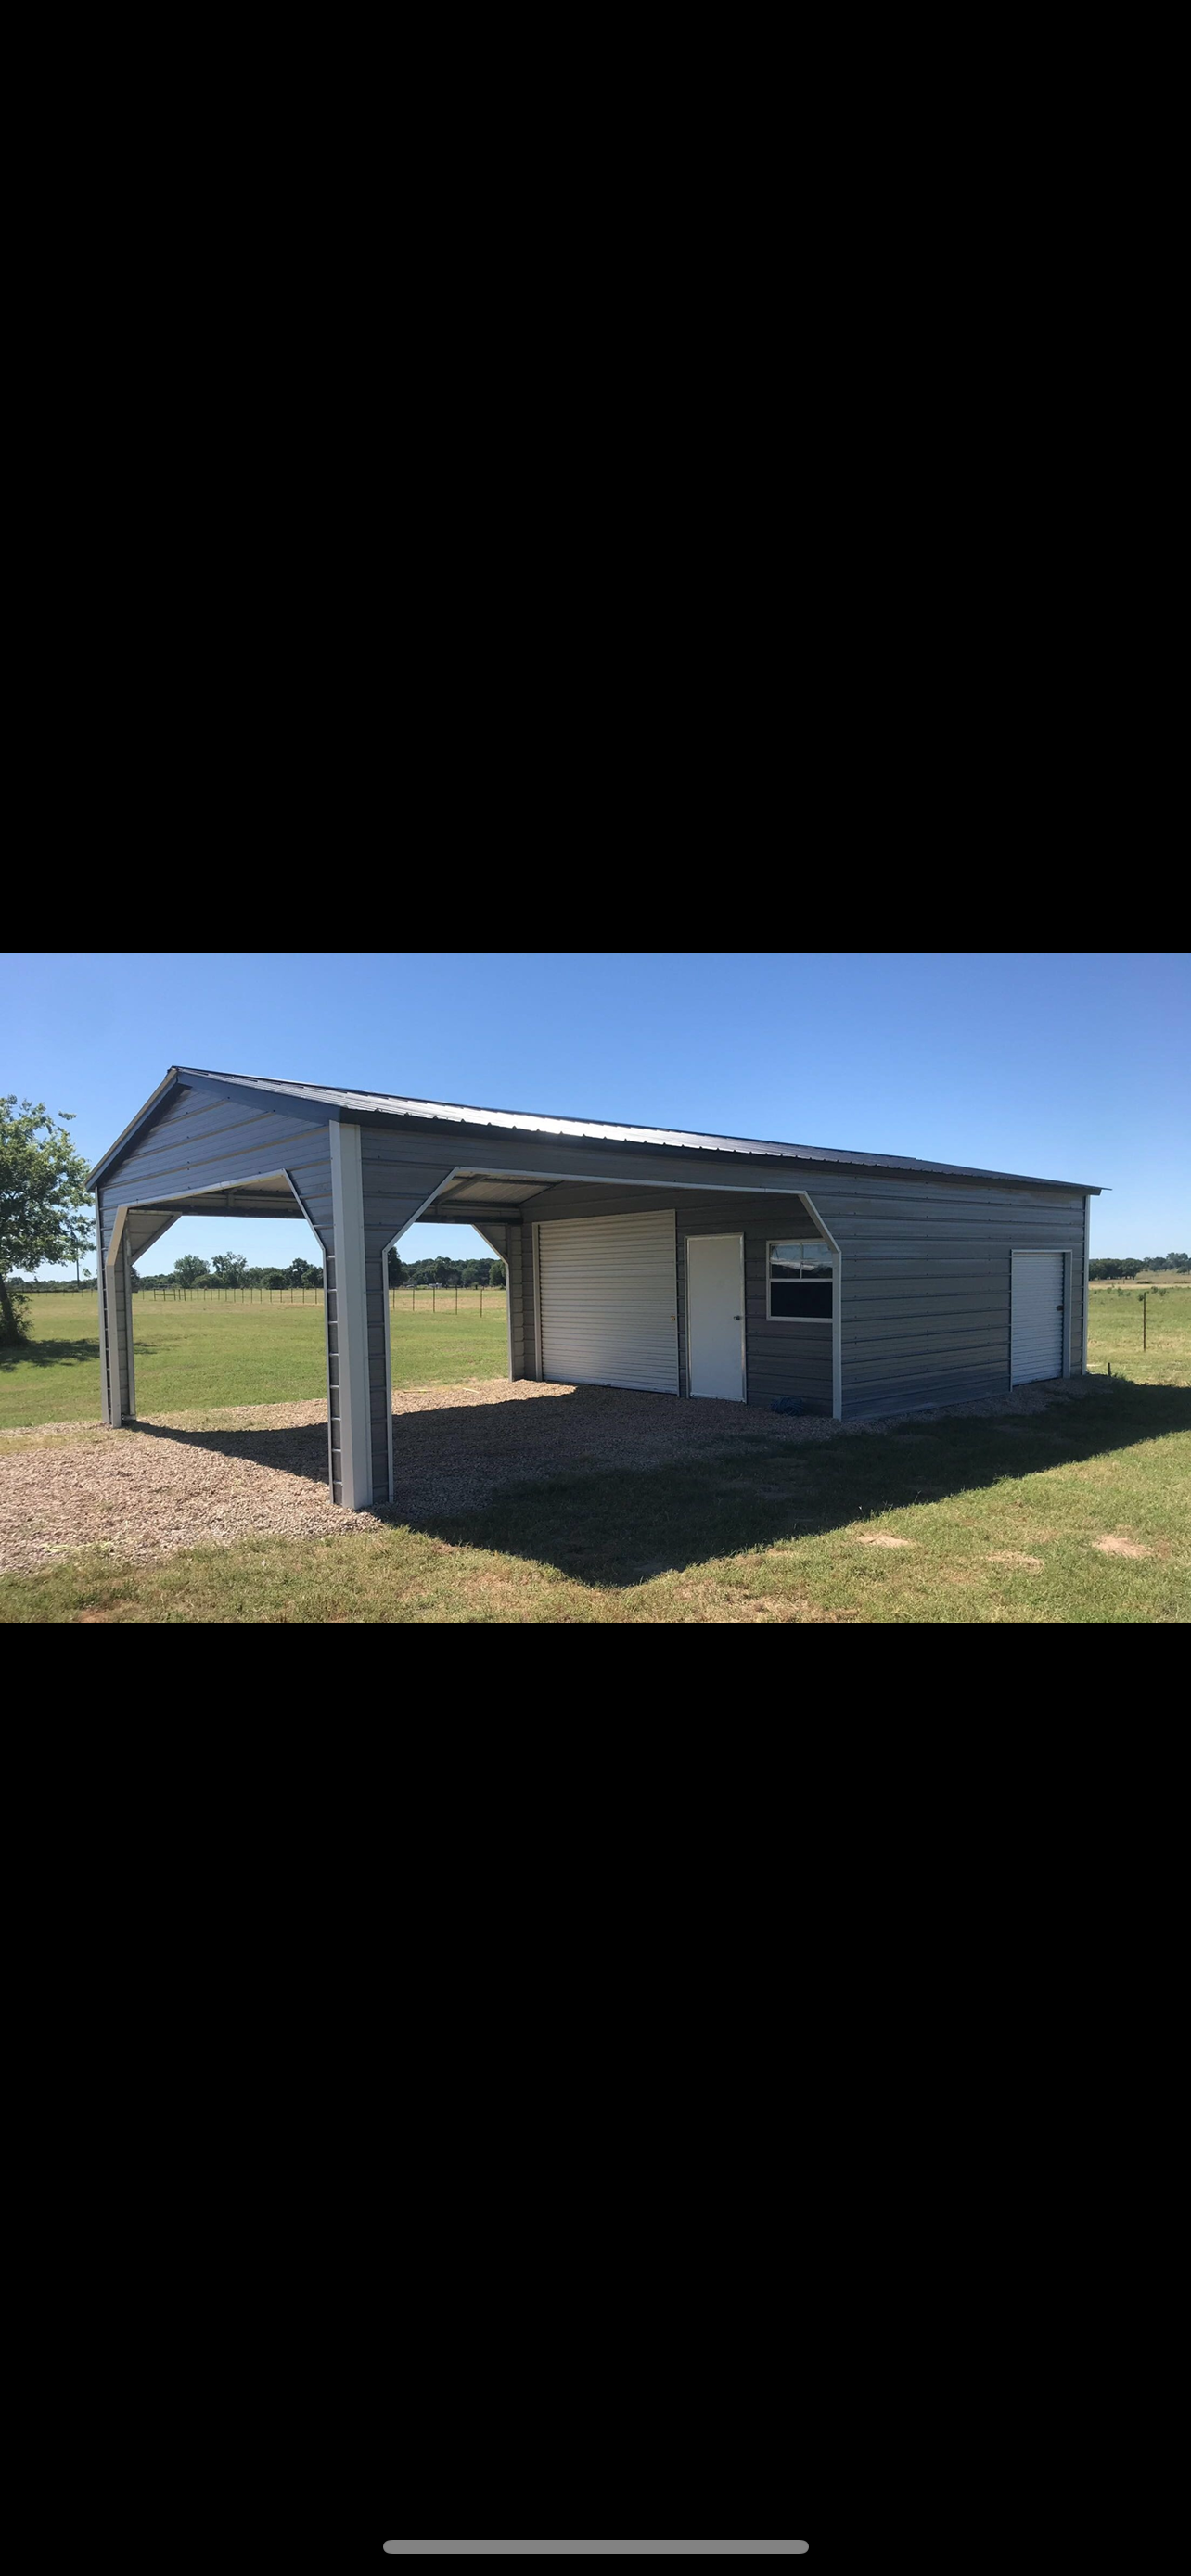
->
[18,1282,506,1313]
[388,1286,506,1315]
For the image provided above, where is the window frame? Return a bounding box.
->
[766,1238,835,1325]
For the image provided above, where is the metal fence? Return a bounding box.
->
[19,1281,506,1312]
[138,1285,325,1303]
[390,1285,506,1315]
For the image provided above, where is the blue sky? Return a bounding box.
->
[4,951,1187,1272]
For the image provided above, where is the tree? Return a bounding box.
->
[211,1251,249,1283]
[173,1254,211,1286]
[0,1097,95,1344]
[388,1248,407,1285]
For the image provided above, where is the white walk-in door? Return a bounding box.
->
[1011,1250,1066,1384]
[537,1210,678,1393]
[686,1233,746,1400]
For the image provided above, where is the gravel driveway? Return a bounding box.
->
[0,1372,1101,1574]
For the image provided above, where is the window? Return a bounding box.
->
[767,1240,834,1321]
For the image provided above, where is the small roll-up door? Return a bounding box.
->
[538,1209,679,1393]
[1011,1250,1065,1384]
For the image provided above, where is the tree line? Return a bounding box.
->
[134,1253,324,1290]
[1089,1253,1189,1280]
[138,1250,507,1289]
[388,1250,505,1287]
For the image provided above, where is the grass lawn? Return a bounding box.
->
[1,1282,1187,1622]
[0,1291,507,1426]
[1085,1279,1191,1386]
[2,1377,1187,1624]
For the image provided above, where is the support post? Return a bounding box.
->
[100,1205,136,1424]
[328,1120,372,1509]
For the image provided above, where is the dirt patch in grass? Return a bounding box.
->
[3,1371,1187,1621]
[1093,1534,1152,1558]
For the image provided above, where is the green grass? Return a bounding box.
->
[2,1281,1188,1622]
[2,1379,1187,1624]
[0,1291,507,1426]
[1086,1279,1191,1387]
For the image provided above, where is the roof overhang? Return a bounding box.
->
[86,1064,1104,1197]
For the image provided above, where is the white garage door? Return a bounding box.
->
[1011,1251,1066,1385]
[538,1210,679,1393]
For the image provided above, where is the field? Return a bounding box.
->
[0,1281,1187,1623]
[1083,1276,1191,1385]
[0,1290,507,1426]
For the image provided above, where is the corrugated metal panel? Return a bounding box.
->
[492,1181,834,1410]
[802,1175,1086,1421]
[94,1084,336,1228]
[538,1211,679,1394]
[1011,1252,1065,1384]
[89,1067,1102,1196]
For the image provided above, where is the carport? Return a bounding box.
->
[87,1068,1100,1505]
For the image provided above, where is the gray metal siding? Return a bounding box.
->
[95,1203,135,1424]
[351,1126,823,1205]
[357,1131,467,1502]
[93,1094,1094,1455]
[96,1082,336,1244]
[524,1183,830,1410]
[802,1175,1087,1420]
[96,1080,342,1478]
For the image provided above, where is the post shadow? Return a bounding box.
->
[121,1378,1191,1586]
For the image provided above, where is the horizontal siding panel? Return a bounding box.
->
[843,1316,1009,1351]
[846,1374,1007,1419]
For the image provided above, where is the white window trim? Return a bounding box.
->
[766,1238,835,1324]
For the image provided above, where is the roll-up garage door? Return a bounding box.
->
[538,1210,679,1393]
[1011,1250,1065,1384]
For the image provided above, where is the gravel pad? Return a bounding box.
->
[0,1372,1104,1573]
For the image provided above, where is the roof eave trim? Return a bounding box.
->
[86,1069,184,1192]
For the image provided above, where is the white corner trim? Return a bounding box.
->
[329,1121,373,1510]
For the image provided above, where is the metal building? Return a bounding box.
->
[86,1068,1101,1506]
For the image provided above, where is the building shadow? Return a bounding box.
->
[125,1418,330,1485]
[118,1379,1190,1585]
[389,1378,1191,1588]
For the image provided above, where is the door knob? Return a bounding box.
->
[733,1314,741,1320]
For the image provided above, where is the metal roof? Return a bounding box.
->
[87,1065,1103,1193]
